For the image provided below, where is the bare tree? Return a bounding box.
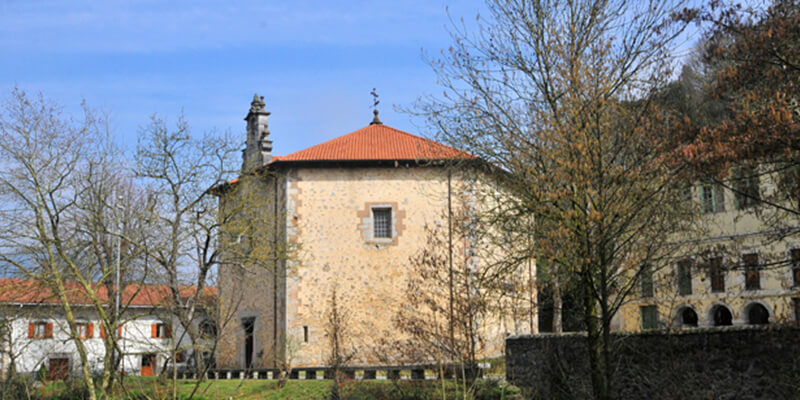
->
[0,88,152,399]
[325,285,355,400]
[134,113,288,399]
[413,1,700,398]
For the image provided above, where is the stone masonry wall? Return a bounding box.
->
[286,166,452,366]
[507,326,800,400]
[217,173,287,369]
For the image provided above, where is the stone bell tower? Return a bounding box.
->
[242,94,272,173]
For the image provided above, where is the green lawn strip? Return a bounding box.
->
[40,375,519,399]
[177,379,331,400]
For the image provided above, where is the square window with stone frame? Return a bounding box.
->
[372,207,392,239]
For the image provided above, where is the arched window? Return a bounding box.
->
[746,303,769,325]
[711,305,733,326]
[680,307,698,328]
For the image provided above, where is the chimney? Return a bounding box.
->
[242,93,272,173]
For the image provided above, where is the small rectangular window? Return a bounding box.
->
[640,265,653,298]
[372,208,392,239]
[708,256,725,293]
[743,253,760,290]
[677,259,692,296]
[640,305,658,330]
[303,326,309,343]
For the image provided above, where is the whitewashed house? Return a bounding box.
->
[0,278,216,379]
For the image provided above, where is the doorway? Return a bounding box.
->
[141,354,156,377]
[48,358,69,381]
[242,317,255,369]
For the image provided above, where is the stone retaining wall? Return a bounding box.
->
[506,326,800,400]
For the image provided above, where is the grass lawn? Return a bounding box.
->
[173,379,332,400]
[36,374,520,399]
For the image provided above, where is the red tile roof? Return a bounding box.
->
[0,278,216,307]
[271,123,472,163]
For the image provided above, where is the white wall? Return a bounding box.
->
[0,306,202,377]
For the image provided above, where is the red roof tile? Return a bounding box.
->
[271,123,471,163]
[0,278,216,307]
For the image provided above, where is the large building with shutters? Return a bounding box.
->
[616,178,800,332]
[0,278,213,379]
[216,95,536,369]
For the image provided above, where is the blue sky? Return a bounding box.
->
[1,0,487,156]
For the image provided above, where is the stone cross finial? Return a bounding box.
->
[370,109,383,125]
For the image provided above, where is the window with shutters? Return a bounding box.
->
[743,253,760,290]
[640,305,658,330]
[75,323,92,340]
[28,322,52,339]
[700,182,725,213]
[791,248,800,287]
[372,207,392,239]
[152,323,171,339]
[677,259,692,296]
[735,168,760,209]
[99,325,122,339]
[708,256,725,293]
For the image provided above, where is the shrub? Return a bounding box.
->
[35,365,48,383]
[0,376,35,400]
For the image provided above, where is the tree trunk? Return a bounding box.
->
[552,278,563,334]
[583,277,611,400]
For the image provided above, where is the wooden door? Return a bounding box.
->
[48,358,69,381]
[141,354,155,377]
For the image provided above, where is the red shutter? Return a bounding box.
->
[100,325,106,338]
[87,324,94,338]
[118,326,123,338]
[151,324,158,338]
[45,323,53,338]
[28,323,34,339]
[165,325,171,339]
